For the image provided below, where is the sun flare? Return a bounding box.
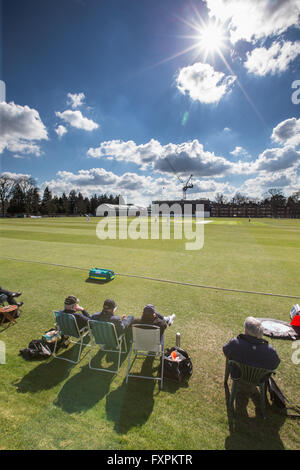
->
[197,22,226,54]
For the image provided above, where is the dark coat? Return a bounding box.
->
[223,334,280,378]
[91,310,132,337]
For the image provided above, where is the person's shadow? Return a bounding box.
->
[54,349,126,414]
[105,356,159,434]
[224,381,286,449]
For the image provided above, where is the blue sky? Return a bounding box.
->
[1,0,300,205]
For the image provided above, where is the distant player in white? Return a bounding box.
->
[85,214,90,223]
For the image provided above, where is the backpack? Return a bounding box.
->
[163,346,193,383]
[19,327,69,360]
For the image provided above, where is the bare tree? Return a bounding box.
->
[0,174,14,217]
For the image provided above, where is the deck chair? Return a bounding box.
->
[53,311,90,364]
[126,324,164,389]
[88,320,127,374]
[224,358,275,419]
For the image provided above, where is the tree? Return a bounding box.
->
[0,174,14,217]
[7,182,26,214]
[41,186,53,215]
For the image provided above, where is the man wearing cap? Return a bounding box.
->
[91,299,134,337]
[131,304,176,337]
[223,316,280,379]
[60,295,91,330]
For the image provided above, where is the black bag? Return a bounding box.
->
[163,346,193,383]
[268,376,300,417]
[19,327,69,360]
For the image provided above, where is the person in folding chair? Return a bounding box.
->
[131,304,175,336]
[0,285,23,308]
[91,299,134,334]
[60,295,91,328]
[223,316,280,380]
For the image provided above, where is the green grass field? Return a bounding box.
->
[0,216,299,450]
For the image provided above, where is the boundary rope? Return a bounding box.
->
[1,255,299,300]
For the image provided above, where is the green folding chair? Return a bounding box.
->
[224,358,275,419]
[88,320,127,374]
[53,311,90,364]
[126,324,165,389]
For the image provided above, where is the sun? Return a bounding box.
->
[197,22,226,54]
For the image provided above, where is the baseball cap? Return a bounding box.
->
[64,295,79,309]
[103,299,117,311]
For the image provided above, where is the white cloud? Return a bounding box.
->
[254,146,300,172]
[55,124,68,138]
[67,92,85,109]
[245,41,300,76]
[88,138,234,177]
[55,109,99,131]
[0,101,48,156]
[1,171,31,180]
[206,0,300,44]
[271,117,300,148]
[176,62,236,104]
[230,146,251,159]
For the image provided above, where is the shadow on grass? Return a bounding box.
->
[53,349,128,414]
[15,339,91,393]
[106,356,162,434]
[224,382,286,450]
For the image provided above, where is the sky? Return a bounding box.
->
[1,0,300,206]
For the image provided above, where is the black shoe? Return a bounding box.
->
[12,292,22,298]
[17,302,23,307]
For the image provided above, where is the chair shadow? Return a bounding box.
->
[15,338,90,394]
[224,382,287,450]
[54,348,127,414]
[105,356,159,434]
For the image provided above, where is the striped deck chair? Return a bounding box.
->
[53,311,90,364]
[126,324,164,389]
[88,320,127,374]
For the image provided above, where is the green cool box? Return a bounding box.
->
[88,268,115,282]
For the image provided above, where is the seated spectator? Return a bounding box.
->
[223,316,280,379]
[59,295,91,330]
[131,304,176,337]
[91,299,134,337]
[0,285,23,307]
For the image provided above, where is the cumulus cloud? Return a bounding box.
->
[88,138,234,177]
[254,146,300,172]
[230,146,251,159]
[0,101,48,156]
[271,117,300,147]
[55,109,99,131]
[176,62,236,104]
[55,124,68,138]
[67,92,85,109]
[244,41,300,76]
[206,0,300,44]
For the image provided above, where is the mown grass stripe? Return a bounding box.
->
[1,255,299,300]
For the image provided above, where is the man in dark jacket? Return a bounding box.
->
[59,295,91,330]
[223,316,280,379]
[91,299,134,337]
[131,304,174,338]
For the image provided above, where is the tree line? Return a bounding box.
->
[0,175,120,217]
[0,174,299,217]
